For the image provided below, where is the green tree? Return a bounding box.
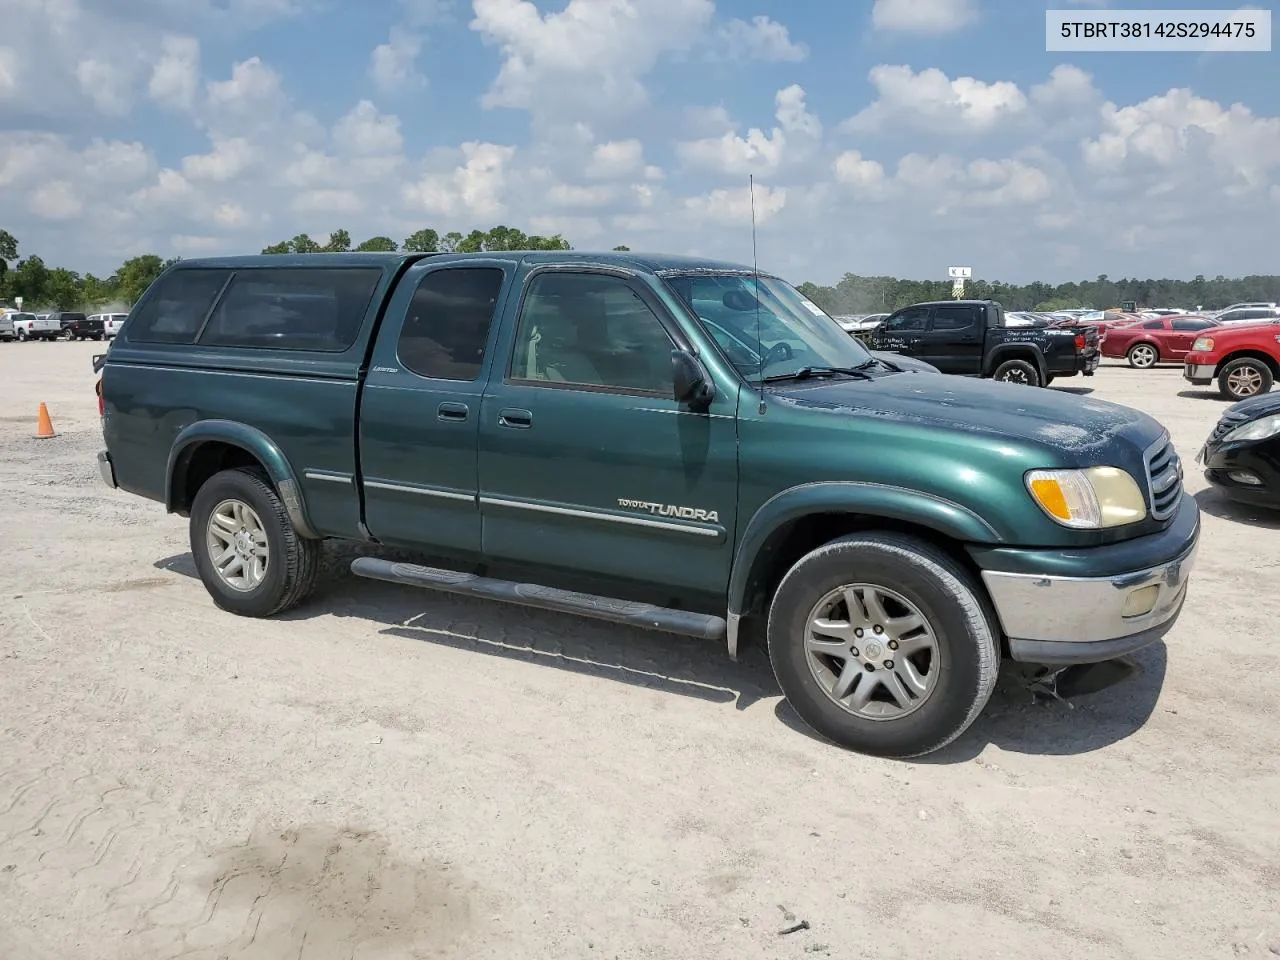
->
[46,268,82,310]
[356,236,398,252]
[0,228,17,284]
[81,274,118,307]
[288,234,321,254]
[439,232,464,253]
[116,254,166,305]
[323,229,351,253]
[402,229,440,253]
[613,245,631,251]
[10,256,50,304]
[262,240,292,254]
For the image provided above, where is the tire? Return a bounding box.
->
[1127,343,1159,368]
[17,330,27,342]
[1044,375,1055,385]
[767,532,1000,759]
[189,467,321,618]
[991,358,1041,387]
[1218,358,1273,401]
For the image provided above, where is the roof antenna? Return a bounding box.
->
[750,174,766,415]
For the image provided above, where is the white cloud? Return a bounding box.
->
[207,57,284,112]
[370,26,425,92]
[333,101,405,155]
[547,184,617,207]
[844,65,1028,135]
[148,35,200,111]
[586,140,645,179]
[182,138,257,182]
[677,85,820,177]
[76,58,138,116]
[30,181,83,221]
[714,16,808,62]
[684,184,786,225]
[403,141,517,219]
[470,0,714,121]
[872,0,976,34]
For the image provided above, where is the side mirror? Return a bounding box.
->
[672,350,715,408]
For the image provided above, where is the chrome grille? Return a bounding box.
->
[1144,436,1183,520]
[1209,408,1252,445]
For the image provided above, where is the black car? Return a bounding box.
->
[1198,391,1280,509]
[52,312,104,340]
[867,299,1100,388]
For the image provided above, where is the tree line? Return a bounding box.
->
[795,272,1280,315]
[2,223,1277,313]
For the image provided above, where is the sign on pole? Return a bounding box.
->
[14,297,22,310]
[947,266,972,279]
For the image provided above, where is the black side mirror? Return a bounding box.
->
[672,350,715,408]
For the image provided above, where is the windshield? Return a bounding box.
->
[663,273,873,380]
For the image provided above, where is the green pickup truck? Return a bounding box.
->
[96,252,1198,758]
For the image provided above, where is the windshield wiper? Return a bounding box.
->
[762,365,875,383]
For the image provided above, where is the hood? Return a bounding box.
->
[769,371,1165,466]
[1225,389,1280,421]
[869,351,939,374]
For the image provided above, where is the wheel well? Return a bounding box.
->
[172,442,266,516]
[738,512,987,623]
[986,348,1042,377]
[1217,350,1279,377]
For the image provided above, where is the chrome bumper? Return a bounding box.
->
[1184,363,1215,381]
[97,450,117,488]
[981,540,1197,665]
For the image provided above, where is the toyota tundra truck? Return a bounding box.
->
[95,252,1199,758]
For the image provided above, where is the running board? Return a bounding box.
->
[350,557,728,641]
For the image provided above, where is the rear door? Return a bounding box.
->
[359,260,514,559]
[919,304,983,374]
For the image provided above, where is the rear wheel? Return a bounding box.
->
[1127,343,1159,368]
[991,358,1041,387]
[767,533,999,759]
[1218,358,1273,401]
[189,467,321,618]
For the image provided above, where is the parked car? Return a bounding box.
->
[10,312,63,341]
[0,311,15,342]
[1214,307,1280,327]
[1183,321,1280,400]
[1101,315,1220,368]
[54,312,105,340]
[1197,391,1280,510]
[868,299,1099,386]
[95,313,129,338]
[95,252,1198,759]
[1214,302,1277,315]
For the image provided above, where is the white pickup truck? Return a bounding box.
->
[91,313,129,338]
[9,312,64,341]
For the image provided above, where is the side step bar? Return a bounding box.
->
[351,557,728,641]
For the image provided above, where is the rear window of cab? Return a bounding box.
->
[126,266,382,352]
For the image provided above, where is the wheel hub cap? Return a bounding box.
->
[206,498,270,592]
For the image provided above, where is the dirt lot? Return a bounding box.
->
[1,340,1277,959]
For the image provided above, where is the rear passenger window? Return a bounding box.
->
[1172,318,1212,331]
[199,268,381,352]
[397,268,505,381]
[931,306,976,331]
[127,269,231,344]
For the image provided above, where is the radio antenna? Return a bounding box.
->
[750,174,766,415]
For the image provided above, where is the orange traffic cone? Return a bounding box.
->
[34,402,56,439]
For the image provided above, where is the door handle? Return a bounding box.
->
[437,402,469,422]
[498,407,533,429]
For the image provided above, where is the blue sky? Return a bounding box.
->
[1,0,1277,284]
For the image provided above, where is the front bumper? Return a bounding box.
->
[97,450,117,489]
[1184,361,1216,385]
[977,498,1199,665]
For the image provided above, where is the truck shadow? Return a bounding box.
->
[1176,389,1231,402]
[1193,487,1280,529]
[154,543,1167,761]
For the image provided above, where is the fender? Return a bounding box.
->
[985,343,1047,380]
[166,419,318,539]
[724,481,1003,659]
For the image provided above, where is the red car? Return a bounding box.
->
[1183,320,1280,400]
[1102,315,1220,368]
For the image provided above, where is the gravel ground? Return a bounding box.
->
[1,340,1278,960]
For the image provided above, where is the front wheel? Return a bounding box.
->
[1218,358,1273,401]
[17,330,27,342]
[991,358,1041,387]
[189,467,321,618]
[1127,343,1159,368]
[767,533,1000,759]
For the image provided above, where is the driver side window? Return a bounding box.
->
[885,306,929,332]
[509,273,675,394]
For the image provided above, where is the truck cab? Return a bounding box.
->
[97,252,1198,758]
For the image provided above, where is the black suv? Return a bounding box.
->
[868,299,1100,387]
[52,312,105,340]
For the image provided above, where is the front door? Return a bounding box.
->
[477,268,740,602]
[360,261,512,558]
[1167,318,1215,359]
[920,303,984,374]
[874,305,930,360]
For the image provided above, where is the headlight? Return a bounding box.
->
[1192,337,1214,352]
[1026,466,1147,529]
[1223,413,1280,443]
